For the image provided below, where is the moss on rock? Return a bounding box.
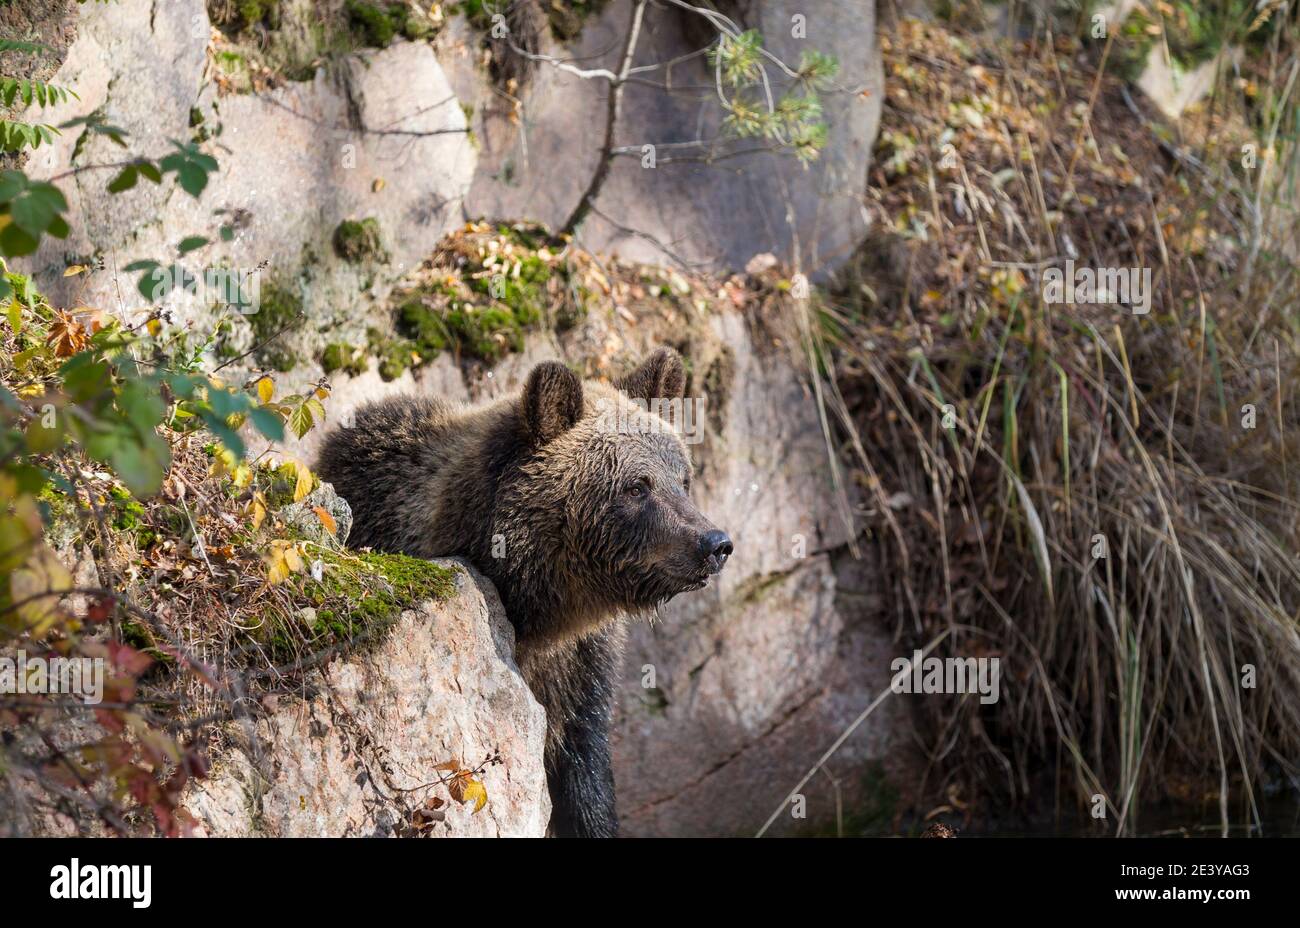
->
[321,341,367,377]
[390,225,567,365]
[333,217,389,264]
[266,551,459,660]
[230,0,282,32]
[246,281,304,372]
[344,0,435,47]
[366,326,419,381]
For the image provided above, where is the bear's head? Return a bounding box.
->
[506,348,731,620]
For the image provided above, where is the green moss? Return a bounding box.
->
[366,326,418,381]
[383,223,585,369]
[321,342,367,377]
[108,485,157,548]
[544,0,611,42]
[332,218,389,264]
[346,0,402,47]
[402,11,435,40]
[36,483,81,549]
[458,0,607,42]
[121,620,174,665]
[263,552,459,661]
[395,300,449,357]
[841,763,900,837]
[257,460,320,510]
[232,0,282,31]
[442,304,530,362]
[798,761,899,838]
[1112,2,1247,82]
[456,0,499,32]
[247,281,303,372]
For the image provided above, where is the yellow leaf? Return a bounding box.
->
[63,264,89,277]
[448,771,488,813]
[146,317,162,336]
[283,544,303,573]
[6,299,22,335]
[293,463,313,502]
[312,506,337,535]
[462,779,487,813]
[266,547,291,585]
[249,492,267,531]
[8,543,72,637]
[256,376,274,405]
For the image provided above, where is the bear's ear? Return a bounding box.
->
[616,347,686,404]
[523,361,584,445]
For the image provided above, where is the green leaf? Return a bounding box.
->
[166,373,200,398]
[59,355,112,403]
[118,378,166,435]
[177,235,208,255]
[109,432,169,498]
[0,170,25,202]
[198,408,245,459]
[0,222,39,257]
[249,406,286,442]
[107,165,139,192]
[287,401,315,439]
[5,178,68,237]
[176,162,208,197]
[159,142,218,199]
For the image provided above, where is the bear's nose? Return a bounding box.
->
[701,530,733,573]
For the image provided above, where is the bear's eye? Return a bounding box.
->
[625,478,651,498]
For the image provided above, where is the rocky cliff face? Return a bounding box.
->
[23,0,475,357]
[185,561,551,838]
[14,0,898,837]
[441,0,884,275]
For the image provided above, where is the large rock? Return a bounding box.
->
[184,561,551,838]
[274,297,908,837]
[606,311,906,837]
[19,0,475,369]
[440,0,883,276]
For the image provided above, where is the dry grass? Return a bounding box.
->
[804,11,1300,834]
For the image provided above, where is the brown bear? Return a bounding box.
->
[315,348,731,837]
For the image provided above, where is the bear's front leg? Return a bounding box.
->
[541,628,621,838]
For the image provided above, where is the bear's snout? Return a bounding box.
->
[700,529,733,574]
